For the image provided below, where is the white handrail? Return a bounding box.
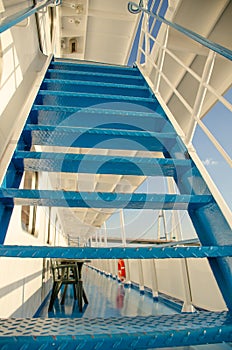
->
[135,2,232,169]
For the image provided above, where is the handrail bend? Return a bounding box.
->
[128,1,232,61]
[0,0,59,34]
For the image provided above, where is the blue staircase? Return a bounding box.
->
[0,59,232,349]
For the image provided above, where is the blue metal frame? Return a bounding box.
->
[1,58,232,316]
[128,1,232,61]
[13,152,194,177]
[0,245,232,259]
[0,311,231,349]
[21,124,176,151]
[0,189,213,209]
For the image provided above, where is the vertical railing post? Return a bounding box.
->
[119,209,131,286]
[150,259,159,300]
[144,0,150,64]
[137,8,146,63]
[154,25,169,93]
[120,209,126,247]
[138,259,145,293]
[167,178,195,312]
[103,222,110,276]
[186,50,216,144]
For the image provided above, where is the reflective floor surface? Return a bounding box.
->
[37,265,177,318]
[36,266,232,350]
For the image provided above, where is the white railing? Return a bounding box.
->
[132,0,232,169]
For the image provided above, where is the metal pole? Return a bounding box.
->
[150,259,159,300]
[138,259,145,293]
[120,209,127,247]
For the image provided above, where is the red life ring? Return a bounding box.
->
[118,259,126,281]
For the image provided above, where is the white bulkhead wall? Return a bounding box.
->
[0,5,65,316]
[0,170,67,317]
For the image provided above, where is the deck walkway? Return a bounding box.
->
[35,266,232,350]
[36,265,178,318]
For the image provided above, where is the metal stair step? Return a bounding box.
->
[35,90,156,109]
[0,312,231,349]
[21,125,176,151]
[46,69,145,85]
[50,61,141,76]
[41,78,151,98]
[0,245,232,259]
[13,152,194,177]
[0,189,213,209]
[30,105,169,131]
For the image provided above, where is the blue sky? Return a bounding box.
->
[192,89,232,210]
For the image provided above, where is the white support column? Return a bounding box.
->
[124,259,131,287]
[103,222,110,276]
[150,259,159,300]
[157,210,168,241]
[119,210,131,286]
[120,209,127,247]
[162,210,168,241]
[103,222,108,247]
[138,259,145,293]
[95,230,98,247]
[157,211,161,240]
[114,259,118,280]
[110,259,116,279]
[181,259,195,312]
[167,178,195,312]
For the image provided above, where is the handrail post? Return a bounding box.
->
[154,25,169,93]
[138,259,145,293]
[186,50,216,144]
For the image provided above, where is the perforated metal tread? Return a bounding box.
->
[13,152,193,177]
[22,124,176,151]
[0,245,232,259]
[50,61,141,75]
[0,190,213,209]
[0,312,231,349]
[46,68,145,85]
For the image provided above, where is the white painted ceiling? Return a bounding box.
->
[55,0,140,65]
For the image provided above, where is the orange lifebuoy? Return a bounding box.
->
[118,259,126,282]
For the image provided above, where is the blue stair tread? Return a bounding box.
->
[45,69,145,86]
[41,79,151,98]
[13,152,194,177]
[22,125,176,151]
[50,61,141,76]
[0,245,232,259]
[0,189,213,209]
[0,312,231,349]
[30,106,169,132]
[37,89,154,102]
[32,105,162,116]
[35,90,157,109]
[46,69,145,85]
[47,68,143,80]
[43,78,148,90]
